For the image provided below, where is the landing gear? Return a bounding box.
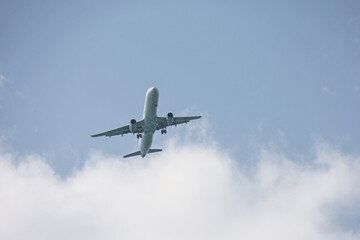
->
[136,134,142,138]
[161,129,167,134]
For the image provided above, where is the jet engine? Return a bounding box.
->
[166,112,173,125]
[129,119,136,132]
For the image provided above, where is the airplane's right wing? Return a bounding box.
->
[91,120,144,137]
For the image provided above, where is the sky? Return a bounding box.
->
[0,0,360,239]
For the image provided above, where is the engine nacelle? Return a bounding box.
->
[166,112,174,125]
[129,119,136,132]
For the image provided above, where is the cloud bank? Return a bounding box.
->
[0,139,359,240]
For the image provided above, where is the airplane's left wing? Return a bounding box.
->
[156,115,201,130]
[91,120,144,137]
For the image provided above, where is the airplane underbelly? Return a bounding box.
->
[140,133,153,154]
[140,87,158,155]
[143,87,159,120]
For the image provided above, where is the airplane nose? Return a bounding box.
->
[150,86,158,94]
[146,87,158,96]
[141,154,146,158]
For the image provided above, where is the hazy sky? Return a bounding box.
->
[0,1,360,239]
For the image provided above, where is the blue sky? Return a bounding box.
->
[1,1,360,239]
[1,0,359,174]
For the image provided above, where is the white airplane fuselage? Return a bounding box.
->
[139,87,159,157]
[91,86,202,158]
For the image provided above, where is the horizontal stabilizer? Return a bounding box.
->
[123,151,141,158]
[123,149,162,158]
[148,149,162,154]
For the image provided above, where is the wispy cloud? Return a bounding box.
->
[0,74,9,107]
[321,83,336,96]
[0,137,359,240]
[14,90,25,98]
[0,74,8,88]
[257,121,264,132]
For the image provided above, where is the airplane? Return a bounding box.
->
[91,87,202,158]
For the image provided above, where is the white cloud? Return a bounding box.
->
[0,139,359,240]
[321,83,336,96]
[257,121,264,132]
[0,74,8,88]
[14,90,25,98]
[0,74,9,107]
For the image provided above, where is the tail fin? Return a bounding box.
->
[123,151,141,158]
